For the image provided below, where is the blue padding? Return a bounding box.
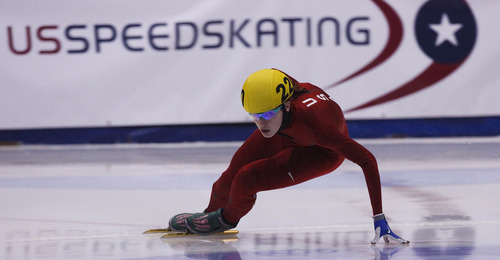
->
[347,116,500,138]
[0,124,257,144]
[1,116,499,144]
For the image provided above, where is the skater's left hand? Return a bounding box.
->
[371,213,409,244]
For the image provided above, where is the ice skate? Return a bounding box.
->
[168,212,196,232]
[185,208,237,235]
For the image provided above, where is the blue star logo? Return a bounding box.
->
[415,0,477,64]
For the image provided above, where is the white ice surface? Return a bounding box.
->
[1,137,500,259]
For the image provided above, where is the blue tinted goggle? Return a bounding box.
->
[249,105,282,120]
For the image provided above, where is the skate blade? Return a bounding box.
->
[161,230,239,238]
[143,227,172,234]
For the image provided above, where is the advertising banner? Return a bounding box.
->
[1,0,499,130]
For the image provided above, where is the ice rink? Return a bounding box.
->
[1,137,500,259]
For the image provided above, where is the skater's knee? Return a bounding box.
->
[233,165,261,193]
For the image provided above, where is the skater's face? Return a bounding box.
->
[252,102,290,138]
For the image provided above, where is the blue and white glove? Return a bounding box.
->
[371,213,409,244]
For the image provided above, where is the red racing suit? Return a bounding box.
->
[205,81,382,224]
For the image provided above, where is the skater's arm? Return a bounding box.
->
[314,125,383,215]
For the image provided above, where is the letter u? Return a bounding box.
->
[8,26,32,55]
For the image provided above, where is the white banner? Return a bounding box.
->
[1,0,499,129]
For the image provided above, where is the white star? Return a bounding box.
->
[429,14,463,46]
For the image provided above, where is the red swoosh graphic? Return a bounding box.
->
[346,60,465,112]
[324,0,403,89]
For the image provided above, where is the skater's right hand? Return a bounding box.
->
[371,213,409,244]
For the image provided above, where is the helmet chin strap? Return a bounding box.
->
[279,105,292,131]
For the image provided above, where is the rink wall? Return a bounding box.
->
[1,0,500,144]
[1,116,499,145]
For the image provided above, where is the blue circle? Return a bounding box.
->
[415,0,477,64]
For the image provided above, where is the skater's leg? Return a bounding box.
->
[222,146,344,223]
[205,130,278,212]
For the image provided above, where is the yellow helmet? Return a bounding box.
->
[241,69,294,114]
